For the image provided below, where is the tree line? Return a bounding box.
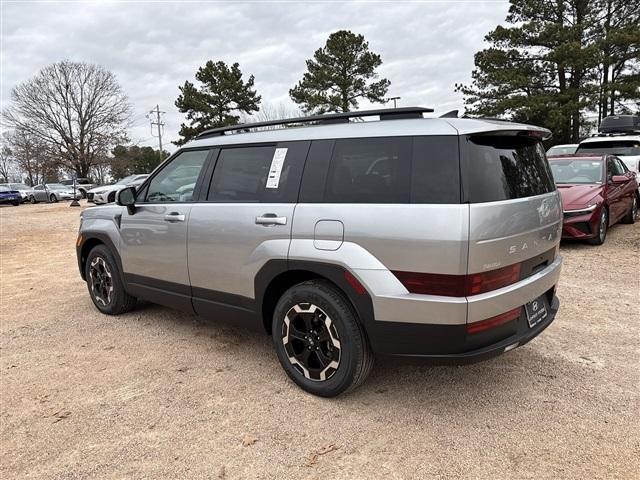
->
[456,0,639,144]
[2,0,639,184]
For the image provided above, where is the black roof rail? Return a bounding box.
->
[196,106,434,138]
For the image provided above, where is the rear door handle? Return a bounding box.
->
[255,213,287,226]
[164,212,186,223]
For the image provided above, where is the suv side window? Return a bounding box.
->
[324,137,411,203]
[207,142,308,203]
[144,149,209,202]
[411,136,460,203]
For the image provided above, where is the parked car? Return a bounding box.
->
[548,154,638,245]
[28,183,79,203]
[576,115,640,193]
[0,183,33,202]
[0,185,21,206]
[86,174,149,204]
[77,107,563,397]
[60,178,98,199]
[547,144,578,156]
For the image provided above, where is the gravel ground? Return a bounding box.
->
[1,201,639,479]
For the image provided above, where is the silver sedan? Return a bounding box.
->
[29,184,79,203]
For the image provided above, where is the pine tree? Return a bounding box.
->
[456,0,639,143]
[175,61,261,145]
[290,30,390,114]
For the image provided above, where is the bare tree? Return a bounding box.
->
[6,127,48,186]
[2,60,132,178]
[239,102,304,130]
[0,142,13,182]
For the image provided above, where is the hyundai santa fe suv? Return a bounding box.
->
[76,107,563,397]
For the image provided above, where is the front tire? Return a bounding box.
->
[49,194,58,203]
[29,196,37,204]
[588,207,608,245]
[272,280,373,397]
[85,244,136,315]
[80,189,87,199]
[12,200,20,206]
[622,195,638,224]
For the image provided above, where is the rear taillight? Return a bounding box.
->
[465,263,521,296]
[392,263,522,297]
[466,307,522,334]
[389,271,467,297]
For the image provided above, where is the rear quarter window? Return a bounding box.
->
[306,136,461,204]
[461,135,555,203]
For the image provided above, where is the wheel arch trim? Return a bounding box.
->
[255,259,376,336]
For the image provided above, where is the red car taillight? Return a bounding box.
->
[392,263,522,297]
[466,307,522,334]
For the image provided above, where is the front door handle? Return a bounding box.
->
[255,213,287,226]
[164,212,186,223]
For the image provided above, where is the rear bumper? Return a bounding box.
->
[370,295,559,362]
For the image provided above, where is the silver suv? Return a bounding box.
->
[76,107,563,397]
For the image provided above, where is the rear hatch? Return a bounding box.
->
[460,133,562,345]
[461,133,562,274]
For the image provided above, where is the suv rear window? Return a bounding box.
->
[576,140,640,157]
[461,135,555,203]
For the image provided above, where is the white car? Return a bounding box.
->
[87,174,149,204]
[577,115,640,184]
[546,144,578,156]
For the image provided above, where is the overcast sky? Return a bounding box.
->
[1,0,509,152]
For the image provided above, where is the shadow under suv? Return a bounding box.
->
[77,107,563,397]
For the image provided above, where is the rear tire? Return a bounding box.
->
[49,194,58,203]
[107,191,116,203]
[622,195,638,224]
[588,207,608,245]
[85,244,136,315]
[12,200,20,206]
[272,280,373,397]
[80,189,87,199]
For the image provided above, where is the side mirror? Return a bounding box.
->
[116,186,136,215]
[611,175,629,183]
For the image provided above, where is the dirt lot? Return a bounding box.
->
[1,201,638,479]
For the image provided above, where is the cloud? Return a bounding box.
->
[1,0,508,151]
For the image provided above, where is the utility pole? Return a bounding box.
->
[147,105,165,156]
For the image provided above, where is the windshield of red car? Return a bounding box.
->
[549,159,604,184]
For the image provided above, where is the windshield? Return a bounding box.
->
[549,159,604,184]
[547,145,576,156]
[576,140,640,157]
[47,184,67,190]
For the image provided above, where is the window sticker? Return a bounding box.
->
[266,148,288,189]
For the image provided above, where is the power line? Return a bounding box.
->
[146,105,165,157]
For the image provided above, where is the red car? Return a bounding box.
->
[548,154,639,244]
